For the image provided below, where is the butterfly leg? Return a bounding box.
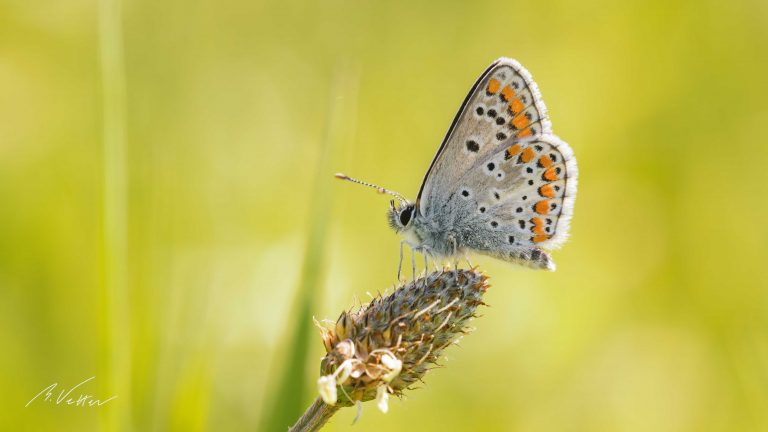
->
[421,248,430,287]
[422,246,441,274]
[397,240,406,281]
[411,246,417,285]
[449,235,459,281]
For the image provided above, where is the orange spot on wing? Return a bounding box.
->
[506,144,522,158]
[538,155,553,168]
[520,147,535,163]
[534,200,550,215]
[539,184,555,198]
[543,167,559,181]
[487,78,501,94]
[512,113,530,130]
[509,98,525,114]
[532,234,549,243]
[516,127,533,138]
[501,85,515,101]
[531,217,546,234]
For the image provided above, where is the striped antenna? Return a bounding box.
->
[334,173,408,204]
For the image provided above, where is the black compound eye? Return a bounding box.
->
[399,206,413,226]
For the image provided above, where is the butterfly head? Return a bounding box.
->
[387,200,416,233]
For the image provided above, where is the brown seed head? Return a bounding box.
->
[316,268,489,407]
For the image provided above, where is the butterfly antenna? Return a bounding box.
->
[334,173,408,204]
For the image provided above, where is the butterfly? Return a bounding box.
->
[337,58,577,273]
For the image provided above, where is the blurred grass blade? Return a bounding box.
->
[259,64,359,431]
[97,0,132,430]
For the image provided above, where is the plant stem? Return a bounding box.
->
[98,0,131,429]
[289,398,341,432]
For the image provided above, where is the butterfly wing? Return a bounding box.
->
[448,134,578,270]
[415,59,577,269]
[417,58,552,218]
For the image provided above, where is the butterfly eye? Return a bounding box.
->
[399,206,413,226]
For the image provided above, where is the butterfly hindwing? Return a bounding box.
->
[440,134,576,269]
[418,58,552,218]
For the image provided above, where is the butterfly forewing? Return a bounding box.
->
[417,58,552,217]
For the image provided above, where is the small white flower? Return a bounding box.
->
[380,353,402,382]
[336,339,356,358]
[317,375,337,405]
[376,385,389,413]
[335,359,353,383]
[351,400,363,425]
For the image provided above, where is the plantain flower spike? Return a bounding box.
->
[315,268,489,411]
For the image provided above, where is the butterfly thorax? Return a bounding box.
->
[388,203,463,258]
[410,214,464,258]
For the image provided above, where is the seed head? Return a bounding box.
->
[316,268,489,411]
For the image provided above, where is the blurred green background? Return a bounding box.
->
[2,0,768,430]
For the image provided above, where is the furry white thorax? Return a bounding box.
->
[400,213,460,259]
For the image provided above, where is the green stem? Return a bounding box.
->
[98,0,131,429]
[289,398,341,432]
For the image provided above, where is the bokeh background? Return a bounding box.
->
[2,0,768,430]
